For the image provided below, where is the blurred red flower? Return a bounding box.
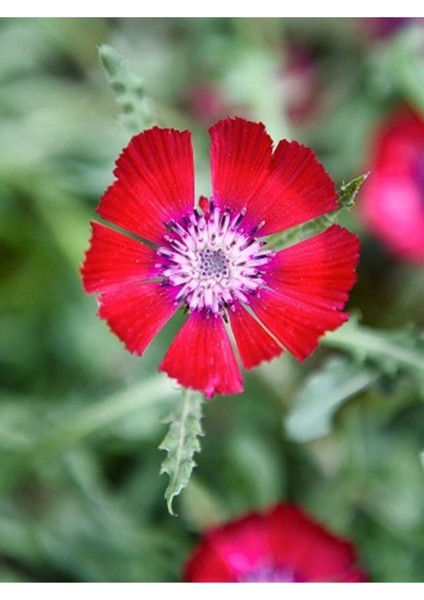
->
[361,108,424,263]
[81,118,359,397]
[184,503,368,582]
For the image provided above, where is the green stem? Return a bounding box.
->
[267,174,368,251]
[267,208,343,250]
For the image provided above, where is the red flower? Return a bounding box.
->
[184,503,368,582]
[361,108,424,263]
[81,118,359,397]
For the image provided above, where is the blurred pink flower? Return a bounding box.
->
[187,84,228,125]
[362,17,424,40]
[184,503,368,582]
[360,108,424,264]
[282,44,322,124]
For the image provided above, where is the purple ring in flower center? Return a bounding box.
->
[156,202,273,316]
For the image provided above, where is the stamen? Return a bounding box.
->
[157,204,271,316]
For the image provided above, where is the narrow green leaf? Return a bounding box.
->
[159,390,204,516]
[323,317,424,404]
[98,43,154,133]
[268,173,368,250]
[285,357,379,442]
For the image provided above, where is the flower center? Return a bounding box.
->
[238,564,301,583]
[199,248,230,279]
[156,201,273,315]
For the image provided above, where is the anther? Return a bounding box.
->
[249,220,265,236]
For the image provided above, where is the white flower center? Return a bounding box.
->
[156,202,273,315]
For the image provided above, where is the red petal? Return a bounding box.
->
[210,118,273,225]
[184,541,235,582]
[159,312,243,398]
[249,225,359,360]
[97,282,178,356]
[98,127,194,244]
[185,511,271,582]
[229,304,283,370]
[209,118,338,236]
[252,287,348,360]
[265,225,360,310]
[250,140,338,236]
[266,504,367,582]
[184,503,368,582]
[81,221,159,294]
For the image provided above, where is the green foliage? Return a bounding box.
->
[0,17,424,583]
[159,390,204,516]
[323,317,424,392]
[287,317,424,442]
[373,23,424,115]
[338,173,369,208]
[286,357,379,442]
[99,43,154,133]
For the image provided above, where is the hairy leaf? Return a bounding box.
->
[159,390,204,516]
[99,44,154,133]
[323,317,424,383]
[285,357,379,442]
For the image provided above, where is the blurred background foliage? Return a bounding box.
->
[0,17,424,582]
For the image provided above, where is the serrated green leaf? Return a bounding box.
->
[159,390,204,516]
[268,173,368,250]
[323,317,424,379]
[99,43,154,133]
[285,357,379,442]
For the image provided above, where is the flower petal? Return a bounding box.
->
[184,540,235,582]
[248,225,359,360]
[266,505,367,582]
[250,139,338,236]
[229,304,283,370]
[209,117,273,224]
[81,221,159,294]
[98,127,195,244]
[159,312,243,398]
[251,287,346,361]
[361,173,424,263]
[209,118,338,236]
[264,225,360,310]
[205,512,271,579]
[97,282,179,356]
